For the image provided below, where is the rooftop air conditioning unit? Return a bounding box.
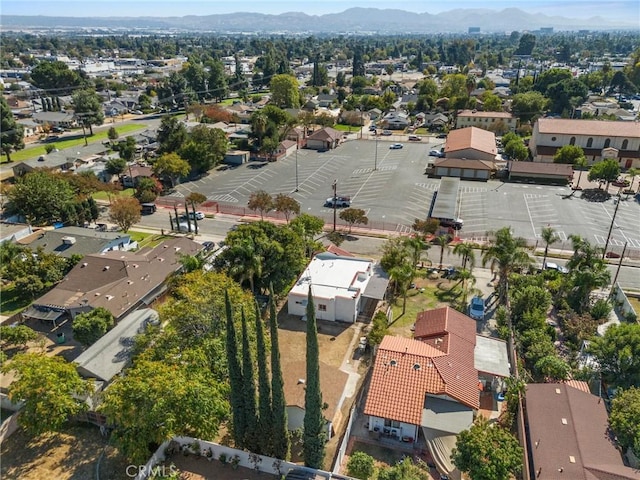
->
[61,236,76,245]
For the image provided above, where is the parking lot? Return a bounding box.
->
[171,138,640,251]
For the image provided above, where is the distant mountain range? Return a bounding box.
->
[2,7,638,33]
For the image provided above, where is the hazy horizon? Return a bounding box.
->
[2,0,639,21]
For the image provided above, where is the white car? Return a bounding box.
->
[390,143,403,149]
[183,211,205,220]
[429,149,444,157]
[469,296,485,320]
[544,262,568,274]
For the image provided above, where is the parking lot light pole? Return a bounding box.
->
[374,134,378,171]
[332,180,337,232]
[295,142,299,192]
[602,193,622,260]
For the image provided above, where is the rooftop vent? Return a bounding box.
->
[105,295,114,300]
[82,262,88,267]
[561,418,568,425]
[127,280,133,285]
[569,456,576,463]
[413,363,421,370]
[103,266,110,271]
[297,379,305,385]
[158,258,164,262]
[61,236,76,245]
[555,388,562,394]
[389,360,398,367]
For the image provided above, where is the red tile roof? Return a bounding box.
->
[326,244,355,257]
[536,118,640,138]
[364,310,480,426]
[445,127,497,156]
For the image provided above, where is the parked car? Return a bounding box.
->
[369,125,377,131]
[429,149,444,157]
[439,217,464,230]
[389,143,403,149]
[51,126,66,133]
[544,262,569,274]
[381,130,392,136]
[201,241,216,252]
[324,196,351,208]
[181,211,205,221]
[436,133,447,139]
[408,135,422,141]
[469,296,485,320]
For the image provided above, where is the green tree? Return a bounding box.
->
[511,91,548,123]
[185,192,207,206]
[540,226,558,267]
[535,354,571,381]
[565,235,610,312]
[0,325,38,349]
[589,323,640,389]
[347,451,375,479]
[452,416,523,480]
[107,126,119,143]
[72,89,104,135]
[105,157,127,175]
[339,208,369,233]
[274,193,300,223]
[504,137,528,161]
[153,152,191,187]
[108,197,141,232]
[270,74,300,108]
[247,190,274,220]
[389,262,414,315]
[482,227,531,305]
[254,301,272,456]
[117,136,137,163]
[241,307,259,451]
[30,60,84,93]
[1,353,90,435]
[453,242,476,271]
[269,288,290,460]
[15,274,45,300]
[72,307,114,346]
[7,171,76,225]
[157,115,188,154]
[1,96,24,161]
[435,234,449,269]
[377,457,428,480]
[179,125,228,173]
[554,144,586,165]
[290,213,325,257]
[225,290,246,447]
[368,311,390,346]
[482,92,503,112]
[303,288,326,468]
[609,387,640,452]
[515,33,536,55]
[100,359,228,463]
[588,159,621,190]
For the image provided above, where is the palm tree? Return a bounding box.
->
[403,236,431,271]
[626,167,638,194]
[389,262,414,315]
[570,156,587,196]
[456,268,476,305]
[453,242,476,272]
[435,235,449,269]
[228,238,263,293]
[540,226,559,268]
[251,111,268,149]
[482,227,531,305]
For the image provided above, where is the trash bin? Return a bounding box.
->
[57,332,66,344]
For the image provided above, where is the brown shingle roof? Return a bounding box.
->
[445,127,497,156]
[457,109,513,119]
[526,383,639,480]
[509,161,573,176]
[434,158,494,170]
[33,237,202,320]
[536,118,640,138]
[307,127,342,142]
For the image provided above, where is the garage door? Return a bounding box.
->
[448,168,461,177]
[462,169,476,178]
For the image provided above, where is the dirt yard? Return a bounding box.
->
[0,424,130,480]
[158,454,281,480]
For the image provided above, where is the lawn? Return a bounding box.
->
[0,284,32,317]
[91,188,135,201]
[128,232,172,249]
[334,124,359,132]
[1,124,147,164]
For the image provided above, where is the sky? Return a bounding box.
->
[1,0,639,21]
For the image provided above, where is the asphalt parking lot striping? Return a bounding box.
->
[577,199,640,248]
[522,193,566,239]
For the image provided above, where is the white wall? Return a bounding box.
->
[368,416,419,442]
[335,295,357,323]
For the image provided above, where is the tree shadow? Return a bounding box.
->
[581,188,612,203]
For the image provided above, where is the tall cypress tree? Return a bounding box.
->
[225,290,245,447]
[269,286,290,460]
[303,287,326,468]
[241,307,258,451]
[255,300,272,456]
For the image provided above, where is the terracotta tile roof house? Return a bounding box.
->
[444,126,498,161]
[455,109,516,132]
[529,118,640,168]
[282,360,349,438]
[22,237,202,325]
[525,383,639,480]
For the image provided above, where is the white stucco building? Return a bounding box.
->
[287,252,388,323]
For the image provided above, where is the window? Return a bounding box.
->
[570,137,576,145]
[586,137,593,148]
[318,304,327,312]
[622,139,628,150]
[384,419,391,427]
[384,419,400,428]
[604,138,611,148]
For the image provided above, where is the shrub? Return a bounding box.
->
[72,307,114,346]
[590,299,612,321]
[347,451,375,479]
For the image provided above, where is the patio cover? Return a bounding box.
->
[21,306,65,322]
[422,427,461,480]
[362,264,389,300]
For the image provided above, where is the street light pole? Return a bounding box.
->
[332,179,337,232]
[602,193,622,259]
[374,134,378,171]
[295,138,299,192]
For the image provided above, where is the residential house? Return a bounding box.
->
[529,118,640,168]
[282,360,349,439]
[19,226,132,258]
[423,113,449,130]
[381,111,410,130]
[16,119,43,138]
[287,253,389,323]
[316,93,337,108]
[120,165,153,188]
[364,307,510,477]
[32,111,77,128]
[21,237,202,325]
[368,108,382,122]
[444,127,498,162]
[12,152,76,177]
[0,223,33,244]
[305,127,343,151]
[525,383,639,480]
[224,150,250,166]
[455,109,516,133]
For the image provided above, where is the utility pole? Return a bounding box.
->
[374,134,378,171]
[610,242,627,294]
[295,138,299,192]
[602,194,622,260]
[332,179,337,232]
